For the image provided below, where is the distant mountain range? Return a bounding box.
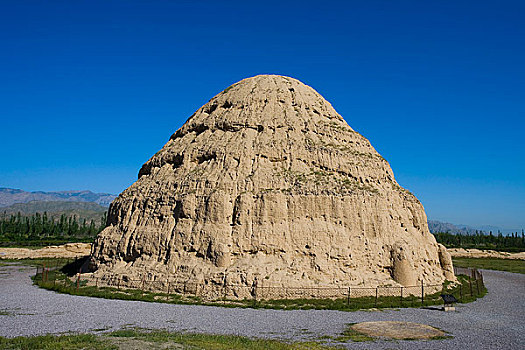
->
[0,201,107,222]
[428,220,477,235]
[0,188,116,207]
[428,220,521,235]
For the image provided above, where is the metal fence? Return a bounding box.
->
[35,261,484,308]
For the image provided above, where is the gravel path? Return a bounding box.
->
[0,264,523,349]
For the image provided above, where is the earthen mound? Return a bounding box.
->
[90,75,454,298]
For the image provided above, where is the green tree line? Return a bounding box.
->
[433,230,525,252]
[0,211,107,246]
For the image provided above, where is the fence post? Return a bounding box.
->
[166,280,170,301]
[375,287,378,307]
[54,265,57,286]
[459,283,463,301]
[347,287,351,307]
[421,280,424,306]
[198,281,204,298]
[43,262,46,282]
[55,260,59,283]
[400,287,403,307]
[469,276,473,297]
[76,270,81,290]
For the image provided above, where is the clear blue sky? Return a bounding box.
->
[1,1,523,230]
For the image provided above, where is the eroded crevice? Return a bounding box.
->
[196,152,217,164]
[205,103,218,114]
[231,194,242,226]
[167,153,184,168]
[173,118,265,140]
[171,124,209,140]
[215,121,262,133]
[138,153,184,178]
[138,163,153,178]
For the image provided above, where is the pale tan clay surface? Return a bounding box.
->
[0,243,91,259]
[89,75,455,297]
[449,248,525,260]
[351,321,446,339]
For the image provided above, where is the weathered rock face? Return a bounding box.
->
[90,75,454,295]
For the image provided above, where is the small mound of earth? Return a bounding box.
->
[351,321,446,340]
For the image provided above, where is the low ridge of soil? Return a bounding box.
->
[350,321,446,340]
[0,243,91,259]
[448,248,525,260]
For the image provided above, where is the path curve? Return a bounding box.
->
[0,265,523,349]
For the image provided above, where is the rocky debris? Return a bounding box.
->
[90,75,455,298]
[448,248,525,260]
[0,243,91,259]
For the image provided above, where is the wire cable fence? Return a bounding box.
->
[34,260,485,310]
